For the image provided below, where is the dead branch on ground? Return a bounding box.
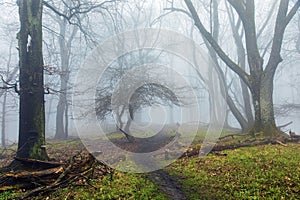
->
[0,152,112,200]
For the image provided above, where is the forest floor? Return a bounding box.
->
[0,131,299,199]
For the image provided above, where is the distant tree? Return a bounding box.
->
[297,11,300,54]
[43,0,116,139]
[0,40,18,147]
[44,3,79,140]
[95,52,181,141]
[203,0,250,131]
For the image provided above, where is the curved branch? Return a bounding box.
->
[227,0,246,21]
[163,7,192,18]
[285,0,300,26]
[184,0,251,88]
[265,0,300,74]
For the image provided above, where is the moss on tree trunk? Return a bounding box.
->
[16,0,48,160]
[249,72,285,138]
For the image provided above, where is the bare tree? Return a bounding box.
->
[183,0,300,137]
[10,0,116,162]
[95,51,182,141]
[0,40,18,147]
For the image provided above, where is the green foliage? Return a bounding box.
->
[167,143,300,199]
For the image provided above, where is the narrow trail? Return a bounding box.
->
[149,169,188,200]
[96,128,189,199]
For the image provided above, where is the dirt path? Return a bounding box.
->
[86,129,189,199]
[149,169,188,200]
[109,129,188,199]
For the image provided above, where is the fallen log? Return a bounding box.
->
[181,137,300,158]
[5,166,63,179]
[14,157,63,168]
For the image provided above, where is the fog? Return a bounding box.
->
[0,0,299,146]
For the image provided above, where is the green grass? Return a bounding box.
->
[42,172,167,200]
[2,133,299,200]
[166,143,300,199]
[0,190,20,200]
[0,140,168,200]
[0,172,167,200]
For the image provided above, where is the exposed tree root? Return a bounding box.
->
[0,152,112,200]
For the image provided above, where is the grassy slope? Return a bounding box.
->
[167,143,300,199]
[1,136,299,199]
[0,140,168,200]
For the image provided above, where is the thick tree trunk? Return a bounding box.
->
[250,72,281,137]
[258,73,278,135]
[16,0,48,160]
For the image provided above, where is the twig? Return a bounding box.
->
[219,133,245,140]
[277,121,293,130]
[275,140,287,147]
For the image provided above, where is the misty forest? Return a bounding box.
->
[0,0,300,199]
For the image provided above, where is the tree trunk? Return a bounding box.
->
[124,118,135,142]
[254,73,278,135]
[123,105,135,142]
[16,0,48,160]
[65,102,69,137]
[205,0,248,131]
[55,96,66,139]
[55,18,71,140]
[249,70,281,137]
[55,74,68,139]
[183,0,300,138]
[1,41,13,147]
[1,91,7,147]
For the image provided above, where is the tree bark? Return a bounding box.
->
[17,0,48,160]
[251,71,277,136]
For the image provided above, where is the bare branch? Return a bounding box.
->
[227,0,246,21]
[285,0,300,26]
[183,0,251,88]
[43,0,116,21]
[0,72,19,94]
[256,0,277,38]
[265,0,300,74]
[163,7,192,18]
